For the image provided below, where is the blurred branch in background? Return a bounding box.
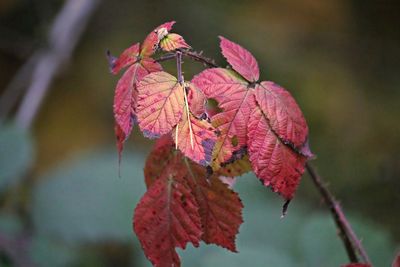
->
[0,0,101,129]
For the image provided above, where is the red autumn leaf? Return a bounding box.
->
[160,33,191,52]
[393,252,400,267]
[143,137,243,252]
[133,164,202,267]
[183,160,243,252]
[247,104,307,200]
[208,113,235,169]
[192,68,255,170]
[141,21,176,57]
[219,36,260,82]
[143,135,175,188]
[114,123,126,168]
[173,108,217,166]
[217,154,252,177]
[136,71,185,138]
[255,81,309,149]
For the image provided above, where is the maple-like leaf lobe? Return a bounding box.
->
[219,36,260,82]
[134,172,202,267]
[255,82,309,149]
[136,71,185,139]
[247,106,307,200]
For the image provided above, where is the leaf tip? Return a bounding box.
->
[143,129,161,139]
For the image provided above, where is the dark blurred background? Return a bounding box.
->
[0,0,399,266]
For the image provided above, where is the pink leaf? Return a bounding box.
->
[219,36,260,82]
[143,138,244,255]
[393,252,400,267]
[247,105,307,200]
[108,42,140,75]
[134,165,202,267]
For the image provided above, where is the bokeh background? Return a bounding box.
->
[0,0,399,266]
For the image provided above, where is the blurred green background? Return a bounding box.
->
[0,0,399,266]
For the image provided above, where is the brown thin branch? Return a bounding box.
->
[306,162,371,264]
[13,0,101,130]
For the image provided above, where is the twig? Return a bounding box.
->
[156,49,218,68]
[306,162,371,264]
[13,0,101,130]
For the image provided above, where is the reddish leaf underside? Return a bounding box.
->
[173,109,217,166]
[134,168,202,267]
[219,36,260,82]
[136,71,185,138]
[143,137,243,253]
[160,33,190,52]
[247,105,307,200]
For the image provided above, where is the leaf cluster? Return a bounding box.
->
[108,21,312,267]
